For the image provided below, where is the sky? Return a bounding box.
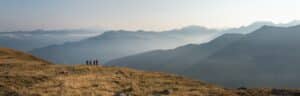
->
[1,0,300,31]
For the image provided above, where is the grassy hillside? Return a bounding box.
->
[1,47,300,96]
[0,47,235,96]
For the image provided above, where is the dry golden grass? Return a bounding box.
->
[0,48,239,96]
[1,47,300,96]
[0,48,236,96]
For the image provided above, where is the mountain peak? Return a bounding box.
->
[250,21,275,26]
[179,25,215,32]
[181,25,208,30]
[260,25,277,29]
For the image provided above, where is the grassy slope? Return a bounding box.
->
[0,47,235,96]
[1,47,299,96]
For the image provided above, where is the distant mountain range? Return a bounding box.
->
[107,33,244,73]
[108,25,300,88]
[30,26,219,64]
[28,21,300,64]
[0,29,103,51]
[2,21,299,52]
[223,20,300,34]
[186,25,300,88]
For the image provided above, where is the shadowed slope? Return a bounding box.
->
[187,25,300,88]
[107,33,244,74]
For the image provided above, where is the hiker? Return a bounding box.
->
[95,59,99,66]
[86,60,89,65]
[92,60,95,65]
[90,60,93,65]
[89,60,92,65]
[87,60,91,65]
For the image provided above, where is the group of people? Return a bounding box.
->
[86,59,100,66]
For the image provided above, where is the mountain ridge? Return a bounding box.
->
[186,25,300,88]
[29,26,218,64]
[107,24,300,88]
[107,33,245,74]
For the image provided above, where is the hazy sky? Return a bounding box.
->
[1,0,300,31]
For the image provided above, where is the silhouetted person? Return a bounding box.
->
[95,59,99,66]
[92,60,94,65]
[89,60,92,65]
[86,60,89,65]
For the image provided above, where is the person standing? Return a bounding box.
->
[89,60,92,65]
[86,60,89,65]
[93,60,96,65]
[95,59,98,66]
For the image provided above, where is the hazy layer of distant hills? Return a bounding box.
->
[29,21,300,64]
[108,24,300,88]
[107,33,244,73]
[30,26,219,64]
[187,25,300,88]
[0,29,103,51]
